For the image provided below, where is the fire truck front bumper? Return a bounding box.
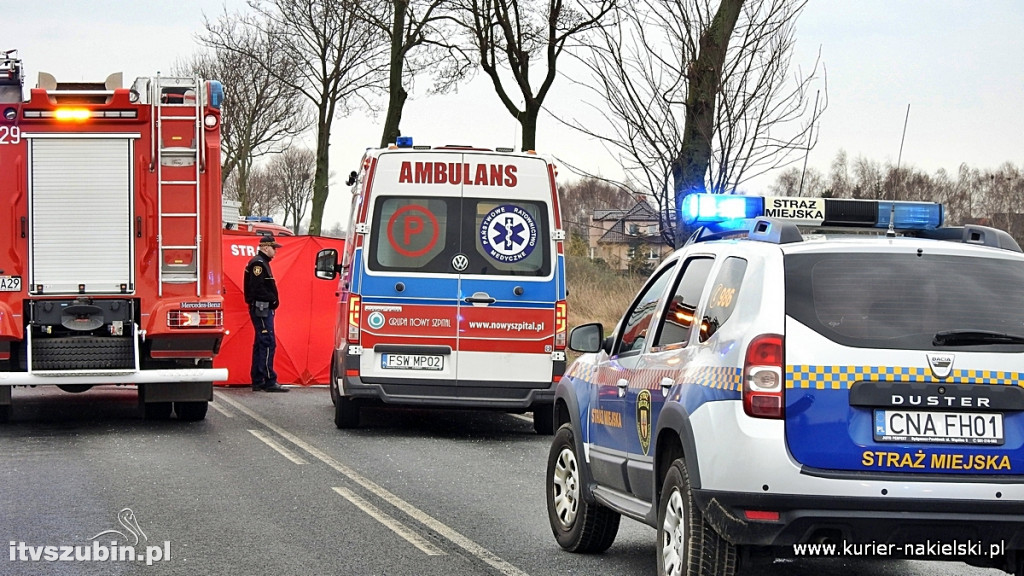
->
[0,368,228,387]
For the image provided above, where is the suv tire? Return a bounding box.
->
[657,459,736,576]
[547,423,620,552]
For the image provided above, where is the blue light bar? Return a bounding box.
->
[876,201,943,230]
[681,194,944,231]
[680,194,763,225]
[395,136,413,148]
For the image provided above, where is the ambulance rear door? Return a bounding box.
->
[455,152,559,391]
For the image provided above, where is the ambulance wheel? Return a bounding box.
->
[175,401,208,422]
[329,367,340,406]
[547,423,620,552]
[533,403,554,435]
[57,384,93,393]
[144,401,173,420]
[657,459,736,576]
[335,396,360,429]
[0,404,9,423]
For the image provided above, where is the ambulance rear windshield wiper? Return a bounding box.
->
[932,330,1024,346]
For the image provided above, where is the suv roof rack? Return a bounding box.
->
[916,224,1022,253]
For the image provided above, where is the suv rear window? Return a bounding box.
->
[785,252,1024,351]
[368,196,550,276]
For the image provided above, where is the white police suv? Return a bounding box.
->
[546,194,1024,576]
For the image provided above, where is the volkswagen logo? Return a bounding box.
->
[452,254,469,272]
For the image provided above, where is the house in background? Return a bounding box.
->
[589,201,673,272]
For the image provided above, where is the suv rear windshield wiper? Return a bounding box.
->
[933,330,1024,346]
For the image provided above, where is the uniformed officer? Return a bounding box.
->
[244,233,288,392]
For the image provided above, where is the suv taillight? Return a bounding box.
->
[743,334,784,419]
[346,294,361,344]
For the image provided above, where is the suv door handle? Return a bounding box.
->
[616,378,628,398]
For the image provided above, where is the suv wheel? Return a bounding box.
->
[657,459,736,576]
[546,423,620,552]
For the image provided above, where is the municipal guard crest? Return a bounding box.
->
[253,265,263,276]
[636,389,652,455]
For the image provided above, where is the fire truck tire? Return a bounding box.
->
[144,402,173,420]
[533,403,554,435]
[335,396,360,429]
[175,401,208,421]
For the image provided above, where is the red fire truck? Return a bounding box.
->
[0,51,228,422]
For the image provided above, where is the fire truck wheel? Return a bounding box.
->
[335,396,360,429]
[175,401,208,421]
[533,404,554,435]
[143,401,173,420]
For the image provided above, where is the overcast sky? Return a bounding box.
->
[7,1,1023,228]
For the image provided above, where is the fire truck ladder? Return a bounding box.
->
[152,76,204,297]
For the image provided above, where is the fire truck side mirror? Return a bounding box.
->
[315,248,340,280]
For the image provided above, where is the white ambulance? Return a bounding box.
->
[315,139,568,433]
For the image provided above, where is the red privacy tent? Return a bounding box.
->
[216,233,345,386]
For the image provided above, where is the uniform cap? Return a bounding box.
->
[259,233,283,248]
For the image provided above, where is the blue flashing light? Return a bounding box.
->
[681,194,764,225]
[245,216,274,223]
[876,201,944,230]
[395,136,413,148]
[207,80,224,109]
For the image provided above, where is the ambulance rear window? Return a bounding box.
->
[368,196,551,276]
[785,252,1024,351]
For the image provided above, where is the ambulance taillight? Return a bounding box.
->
[743,334,784,419]
[347,295,361,344]
[554,300,567,349]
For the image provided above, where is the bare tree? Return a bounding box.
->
[564,0,823,245]
[182,35,309,217]
[234,165,281,218]
[559,177,636,239]
[203,0,389,236]
[455,0,617,151]
[270,147,318,233]
[356,1,472,147]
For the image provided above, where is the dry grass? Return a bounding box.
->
[565,255,647,333]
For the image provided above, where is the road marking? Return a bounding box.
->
[248,429,308,465]
[208,400,234,418]
[333,487,445,556]
[511,414,532,424]
[215,392,530,576]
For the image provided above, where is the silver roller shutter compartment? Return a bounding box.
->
[30,137,134,294]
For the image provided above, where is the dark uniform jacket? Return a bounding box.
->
[244,251,279,309]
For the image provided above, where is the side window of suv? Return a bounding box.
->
[700,257,747,343]
[653,257,714,349]
[614,262,677,357]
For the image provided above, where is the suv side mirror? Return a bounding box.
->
[568,323,604,353]
[314,248,340,280]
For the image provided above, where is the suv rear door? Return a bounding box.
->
[782,245,1024,476]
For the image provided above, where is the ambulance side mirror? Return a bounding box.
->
[315,248,340,280]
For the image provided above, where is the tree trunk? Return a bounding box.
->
[380,0,409,147]
[308,116,331,237]
[673,0,744,246]
[520,100,540,151]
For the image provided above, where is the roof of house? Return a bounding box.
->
[595,201,670,245]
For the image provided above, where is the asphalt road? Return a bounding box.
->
[0,385,1009,576]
